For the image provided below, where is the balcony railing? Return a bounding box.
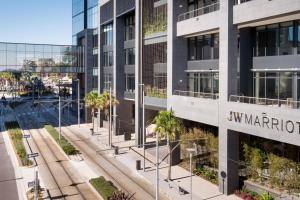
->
[253,47,299,57]
[229,95,300,109]
[234,0,252,5]
[174,90,219,100]
[178,2,220,22]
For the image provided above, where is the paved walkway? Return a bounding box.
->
[0,122,19,200]
[66,123,239,200]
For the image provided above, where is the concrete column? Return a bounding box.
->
[218,0,239,195]
[167,0,188,110]
[135,0,143,146]
[239,28,254,96]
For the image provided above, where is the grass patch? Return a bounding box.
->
[5,121,33,166]
[90,176,118,200]
[44,124,79,155]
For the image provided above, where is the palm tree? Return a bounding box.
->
[98,91,119,117]
[154,110,183,181]
[84,91,101,133]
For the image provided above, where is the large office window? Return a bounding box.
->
[124,48,135,65]
[72,13,84,36]
[103,23,113,46]
[187,72,219,94]
[255,21,296,56]
[188,33,219,60]
[104,52,113,67]
[254,72,293,100]
[87,0,98,9]
[125,14,135,41]
[125,74,135,92]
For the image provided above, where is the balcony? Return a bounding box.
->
[233,0,300,25]
[174,90,219,100]
[229,95,300,109]
[177,2,220,37]
[178,2,219,22]
[170,90,219,126]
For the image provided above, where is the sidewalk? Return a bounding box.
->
[67,123,239,200]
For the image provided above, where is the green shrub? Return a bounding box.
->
[90,176,118,200]
[5,121,32,166]
[259,192,274,200]
[193,167,218,184]
[44,124,79,155]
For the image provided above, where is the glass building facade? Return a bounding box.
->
[0,42,84,73]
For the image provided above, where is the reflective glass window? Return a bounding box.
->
[88,6,98,29]
[88,0,98,9]
[72,0,84,16]
[72,13,84,35]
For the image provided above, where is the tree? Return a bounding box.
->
[84,91,101,133]
[154,110,183,181]
[98,91,119,118]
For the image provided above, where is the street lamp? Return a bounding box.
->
[139,83,145,172]
[74,79,80,127]
[104,81,112,148]
[155,129,159,200]
[186,147,196,200]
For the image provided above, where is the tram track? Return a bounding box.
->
[42,103,168,200]
[16,107,98,200]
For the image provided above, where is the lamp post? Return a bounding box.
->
[104,81,112,147]
[186,148,196,200]
[58,94,61,140]
[156,129,159,200]
[139,83,145,171]
[75,79,80,127]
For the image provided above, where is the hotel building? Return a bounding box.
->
[76,0,300,195]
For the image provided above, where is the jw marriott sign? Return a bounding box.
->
[228,111,300,135]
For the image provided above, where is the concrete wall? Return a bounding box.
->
[177,11,220,37]
[233,0,300,25]
[170,95,219,126]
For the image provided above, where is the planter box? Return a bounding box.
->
[244,180,300,200]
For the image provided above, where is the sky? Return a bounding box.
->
[0,0,72,45]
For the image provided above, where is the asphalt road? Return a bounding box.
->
[0,133,19,200]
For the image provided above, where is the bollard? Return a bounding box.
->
[114,146,119,155]
[90,128,94,135]
[136,160,141,170]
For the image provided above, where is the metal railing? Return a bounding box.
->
[253,47,298,57]
[178,2,220,22]
[234,0,252,5]
[229,95,300,109]
[174,90,219,100]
